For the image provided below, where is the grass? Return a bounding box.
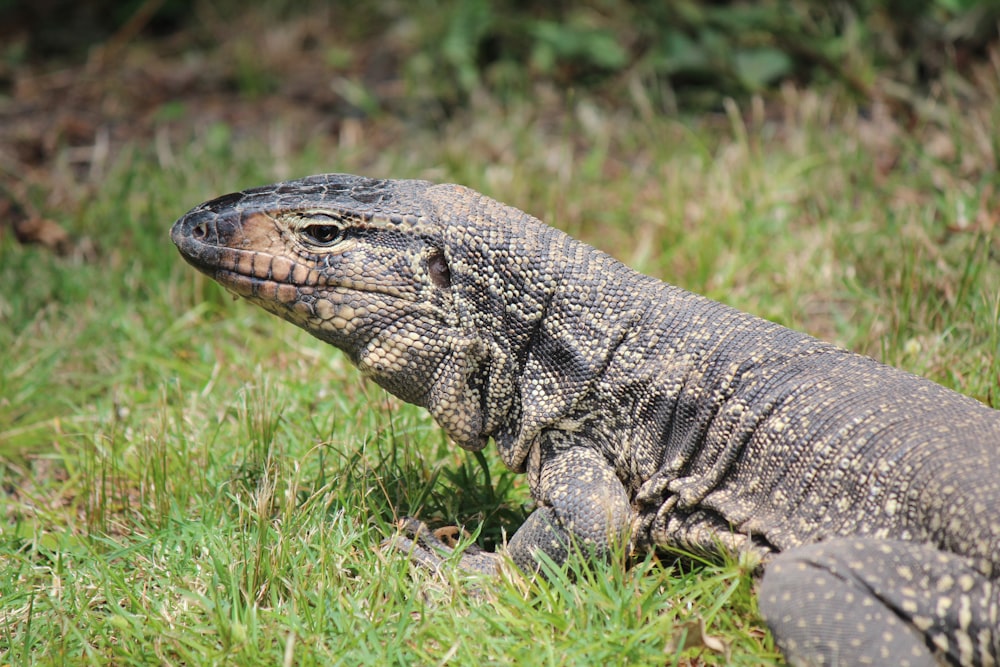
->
[2,43,999,665]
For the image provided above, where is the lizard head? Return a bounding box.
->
[170,173,491,451]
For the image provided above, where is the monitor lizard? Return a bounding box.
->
[171,173,1000,666]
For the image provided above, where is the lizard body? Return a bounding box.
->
[171,174,1000,666]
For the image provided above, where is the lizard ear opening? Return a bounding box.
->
[428,248,451,288]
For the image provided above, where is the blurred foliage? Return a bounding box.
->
[2,0,998,110]
[396,0,1000,109]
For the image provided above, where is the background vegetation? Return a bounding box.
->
[1,1,998,664]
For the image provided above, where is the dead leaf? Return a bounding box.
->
[433,525,464,547]
[665,617,729,658]
[13,216,73,255]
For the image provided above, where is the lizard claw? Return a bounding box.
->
[383,517,500,575]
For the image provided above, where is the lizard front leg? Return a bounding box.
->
[507,436,632,572]
[386,435,631,576]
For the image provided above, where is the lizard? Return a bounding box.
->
[171,173,1000,666]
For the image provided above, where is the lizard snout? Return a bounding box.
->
[171,207,242,252]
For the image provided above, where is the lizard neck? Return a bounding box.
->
[430,185,656,471]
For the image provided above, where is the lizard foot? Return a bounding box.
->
[382,517,500,575]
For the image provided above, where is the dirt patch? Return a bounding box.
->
[0,9,410,244]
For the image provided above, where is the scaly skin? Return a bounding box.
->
[172,173,1000,666]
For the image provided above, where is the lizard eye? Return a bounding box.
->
[301,214,343,246]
